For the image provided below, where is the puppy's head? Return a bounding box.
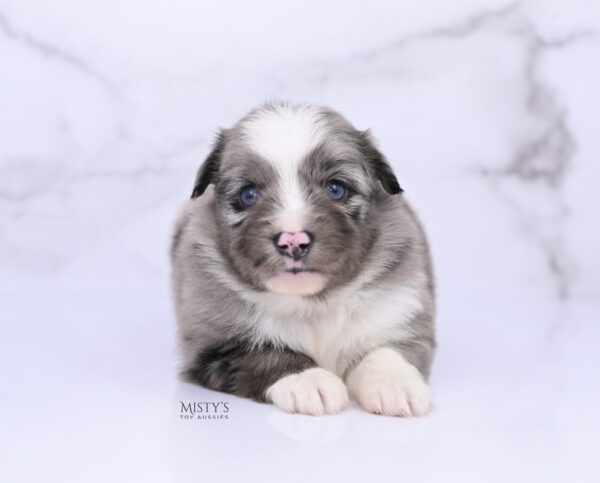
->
[192,102,402,296]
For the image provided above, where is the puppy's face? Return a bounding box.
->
[191,104,402,296]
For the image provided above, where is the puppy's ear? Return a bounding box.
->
[360,130,403,195]
[191,130,227,199]
[372,151,403,195]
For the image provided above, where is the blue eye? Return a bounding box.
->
[326,180,346,200]
[240,185,259,206]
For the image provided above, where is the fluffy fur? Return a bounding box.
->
[171,101,436,416]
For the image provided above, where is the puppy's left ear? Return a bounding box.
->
[360,130,403,195]
[191,130,227,199]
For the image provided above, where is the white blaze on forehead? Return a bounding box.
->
[242,104,328,230]
[242,104,326,167]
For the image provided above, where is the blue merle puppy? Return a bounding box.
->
[171,101,435,416]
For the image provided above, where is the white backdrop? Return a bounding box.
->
[1,1,599,482]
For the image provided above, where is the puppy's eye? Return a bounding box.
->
[240,185,259,206]
[326,180,346,200]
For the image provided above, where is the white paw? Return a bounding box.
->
[351,373,433,417]
[347,347,433,417]
[266,367,349,415]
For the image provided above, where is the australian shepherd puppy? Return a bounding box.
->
[171,102,435,416]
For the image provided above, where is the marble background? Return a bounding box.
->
[1,0,599,301]
[1,1,600,482]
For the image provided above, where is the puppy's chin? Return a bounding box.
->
[264,272,326,296]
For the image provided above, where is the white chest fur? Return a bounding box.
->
[243,276,425,376]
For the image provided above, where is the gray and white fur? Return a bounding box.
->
[171,102,435,416]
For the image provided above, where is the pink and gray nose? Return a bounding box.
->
[274,231,313,260]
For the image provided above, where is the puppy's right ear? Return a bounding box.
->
[191,130,227,199]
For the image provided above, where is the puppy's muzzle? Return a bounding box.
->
[274,231,313,261]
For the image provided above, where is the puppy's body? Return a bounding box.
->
[171,102,435,416]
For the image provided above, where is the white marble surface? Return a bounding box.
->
[1,1,600,482]
[2,294,599,482]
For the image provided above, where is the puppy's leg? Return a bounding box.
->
[346,346,433,417]
[183,340,348,415]
[266,367,348,415]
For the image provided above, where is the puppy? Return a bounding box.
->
[171,102,435,416]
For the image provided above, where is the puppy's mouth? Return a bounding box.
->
[285,267,316,274]
[265,266,326,296]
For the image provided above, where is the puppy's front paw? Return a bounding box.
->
[266,367,349,415]
[351,373,432,417]
[347,348,433,417]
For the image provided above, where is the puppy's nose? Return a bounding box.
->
[274,231,313,260]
